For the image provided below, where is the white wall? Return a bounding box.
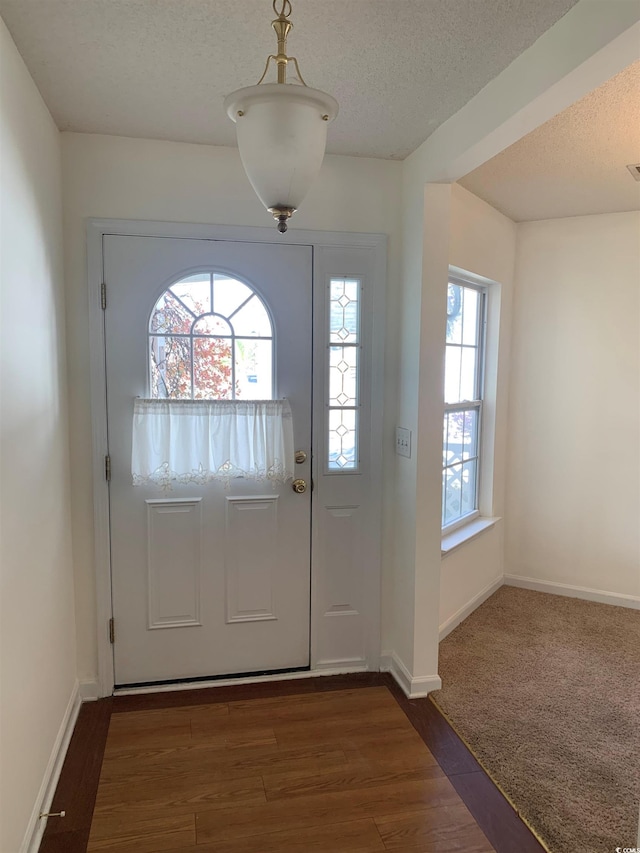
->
[60,132,402,682]
[0,19,77,853]
[388,177,450,685]
[438,185,516,630]
[506,212,640,601]
[387,4,639,692]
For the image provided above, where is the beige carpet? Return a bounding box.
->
[431,585,640,853]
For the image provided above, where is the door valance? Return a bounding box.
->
[131,398,294,488]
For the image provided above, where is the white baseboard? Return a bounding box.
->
[78,679,100,701]
[379,651,441,698]
[504,574,640,610]
[21,679,82,853]
[439,575,504,640]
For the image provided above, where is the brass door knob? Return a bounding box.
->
[292,479,307,494]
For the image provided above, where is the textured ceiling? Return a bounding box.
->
[459,60,640,221]
[0,0,579,159]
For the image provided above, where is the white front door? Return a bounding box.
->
[104,236,312,686]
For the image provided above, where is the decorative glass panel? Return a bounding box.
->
[327,277,361,471]
[149,273,273,400]
[330,278,359,344]
[328,409,357,470]
[329,346,358,407]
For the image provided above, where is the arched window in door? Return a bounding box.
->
[148,272,274,400]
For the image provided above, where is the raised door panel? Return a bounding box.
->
[146,498,202,629]
[225,495,279,623]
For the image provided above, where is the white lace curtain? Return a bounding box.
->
[131,398,294,488]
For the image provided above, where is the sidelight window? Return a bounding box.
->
[149,272,273,400]
[327,277,361,471]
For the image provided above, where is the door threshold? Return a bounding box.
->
[113,664,369,696]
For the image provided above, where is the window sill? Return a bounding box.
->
[441,516,501,557]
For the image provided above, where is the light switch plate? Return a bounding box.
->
[395,427,411,458]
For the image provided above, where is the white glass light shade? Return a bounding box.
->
[224,84,338,214]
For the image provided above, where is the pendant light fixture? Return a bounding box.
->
[224,0,338,233]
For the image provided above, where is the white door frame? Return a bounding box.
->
[87,219,386,697]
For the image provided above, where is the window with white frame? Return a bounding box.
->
[148,272,274,401]
[327,277,361,471]
[442,279,486,530]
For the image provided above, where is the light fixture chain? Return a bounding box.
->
[273,0,292,20]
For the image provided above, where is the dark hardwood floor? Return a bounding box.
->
[39,673,545,853]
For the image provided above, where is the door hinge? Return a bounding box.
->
[108,617,115,644]
[101,282,107,310]
[105,454,111,482]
